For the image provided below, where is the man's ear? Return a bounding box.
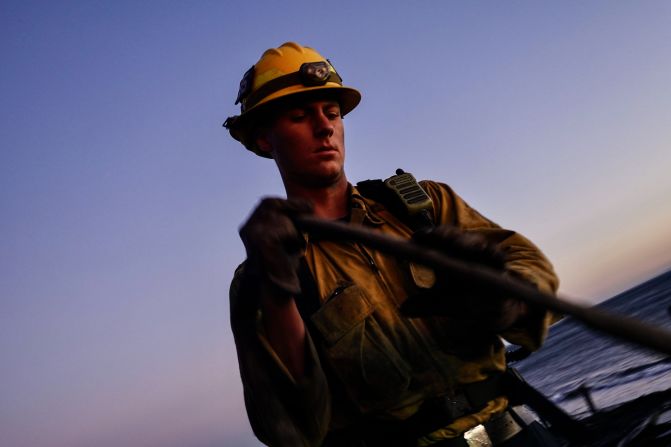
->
[254,128,274,157]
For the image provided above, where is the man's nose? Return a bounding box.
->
[313,112,335,138]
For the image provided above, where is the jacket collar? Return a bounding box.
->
[350,184,385,226]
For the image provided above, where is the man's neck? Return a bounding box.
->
[285,176,349,220]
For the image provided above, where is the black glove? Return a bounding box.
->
[413,226,506,270]
[401,226,522,332]
[239,198,313,296]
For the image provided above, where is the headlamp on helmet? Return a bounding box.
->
[300,61,338,86]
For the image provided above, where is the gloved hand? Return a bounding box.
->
[413,225,506,270]
[239,198,313,296]
[401,226,525,332]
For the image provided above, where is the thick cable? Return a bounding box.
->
[294,216,671,356]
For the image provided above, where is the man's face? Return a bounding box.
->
[256,98,346,188]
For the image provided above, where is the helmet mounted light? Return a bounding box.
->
[300,61,335,85]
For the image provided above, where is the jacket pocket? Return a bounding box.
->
[311,284,412,412]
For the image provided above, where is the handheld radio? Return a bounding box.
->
[383,169,433,215]
[383,169,434,231]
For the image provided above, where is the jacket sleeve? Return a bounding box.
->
[229,263,331,446]
[421,181,560,351]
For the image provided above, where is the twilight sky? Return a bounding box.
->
[2,2,671,446]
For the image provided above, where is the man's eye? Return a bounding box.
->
[326,110,341,119]
[289,114,306,122]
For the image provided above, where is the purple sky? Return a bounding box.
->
[2,2,671,446]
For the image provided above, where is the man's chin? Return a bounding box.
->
[303,168,346,189]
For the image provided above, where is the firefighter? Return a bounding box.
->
[225,42,559,447]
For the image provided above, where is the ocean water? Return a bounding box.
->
[514,270,671,419]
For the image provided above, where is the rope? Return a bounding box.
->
[294,216,671,356]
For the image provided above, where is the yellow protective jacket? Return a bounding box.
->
[230,180,559,446]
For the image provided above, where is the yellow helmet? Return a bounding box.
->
[224,42,361,158]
